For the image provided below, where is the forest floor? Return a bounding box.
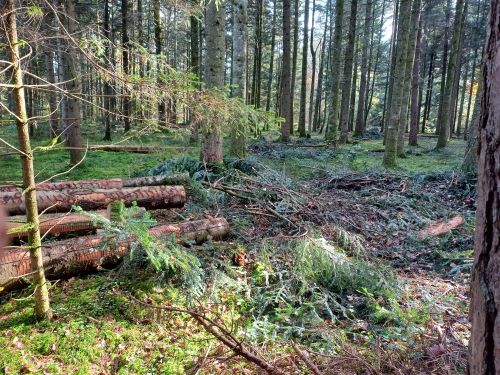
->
[0,127,474,374]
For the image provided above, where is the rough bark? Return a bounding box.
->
[382,0,412,167]
[0,218,230,291]
[422,50,435,133]
[325,0,345,142]
[436,0,467,149]
[396,0,421,157]
[338,0,358,144]
[201,0,225,163]
[229,0,248,157]
[265,0,277,113]
[290,0,300,134]
[60,0,83,165]
[468,0,500,368]
[121,0,131,132]
[4,0,52,320]
[2,186,186,215]
[354,0,372,137]
[298,0,310,137]
[409,16,423,146]
[280,0,292,141]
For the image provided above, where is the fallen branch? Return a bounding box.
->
[118,290,285,375]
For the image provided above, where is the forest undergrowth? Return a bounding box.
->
[0,134,472,374]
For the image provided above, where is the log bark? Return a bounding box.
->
[468,0,500,369]
[0,217,229,291]
[6,207,146,240]
[0,173,190,193]
[1,185,186,215]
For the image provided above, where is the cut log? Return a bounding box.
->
[0,217,229,290]
[6,207,146,240]
[417,215,465,238]
[1,185,186,215]
[0,173,190,193]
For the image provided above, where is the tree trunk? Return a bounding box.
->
[409,16,423,146]
[382,0,399,135]
[298,0,310,137]
[122,0,131,132]
[383,0,412,167]
[456,60,470,137]
[201,0,225,162]
[265,0,277,113]
[468,0,500,368]
[338,0,358,144]
[103,0,113,141]
[313,1,329,132]
[290,0,300,135]
[4,0,52,320]
[422,50,435,133]
[396,0,421,157]
[154,0,166,126]
[279,0,292,141]
[325,0,345,142]
[354,0,372,137]
[60,0,83,165]
[436,0,466,148]
[229,0,248,157]
[308,0,317,132]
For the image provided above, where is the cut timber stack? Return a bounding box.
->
[0,175,230,292]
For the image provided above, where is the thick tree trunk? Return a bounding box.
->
[280,0,292,141]
[308,0,317,132]
[468,0,500,368]
[229,0,248,157]
[396,0,421,157]
[60,0,83,165]
[325,0,345,142]
[338,0,358,144]
[201,0,225,162]
[298,0,310,137]
[0,218,230,291]
[354,0,372,137]
[382,0,412,167]
[4,0,52,320]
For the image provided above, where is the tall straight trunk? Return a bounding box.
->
[382,0,399,133]
[339,0,358,143]
[280,0,292,141]
[456,60,469,137]
[154,0,166,126]
[60,0,83,165]
[354,0,372,136]
[464,49,478,138]
[4,0,52,320]
[348,41,358,132]
[396,0,421,156]
[436,0,467,148]
[422,50,434,133]
[42,13,58,138]
[308,0,317,131]
[469,0,500,367]
[122,0,131,132]
[251,0,263,107]
[103,0,112,141]
[298,0,310,137]
[189,0,201,141]
[265,0,277,112]
[290,0,300,134]
[313,1,329,132]
[409,15,422,146]
[383,0,412,167]
[201,0,225,162]
[435,0,451,135]
[230,0,248,157]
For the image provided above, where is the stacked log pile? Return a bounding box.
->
[0,175,229,291]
